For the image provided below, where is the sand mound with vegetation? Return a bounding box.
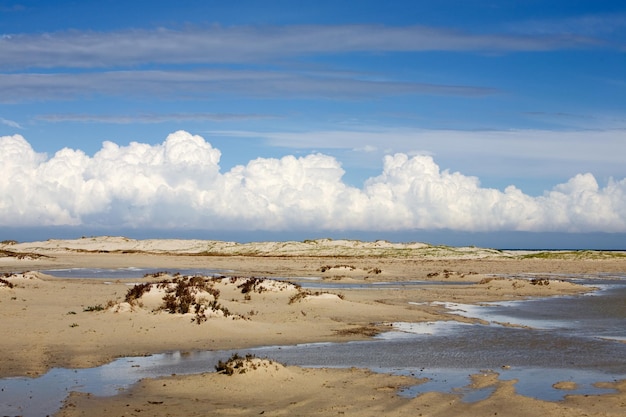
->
[215,353,286,376]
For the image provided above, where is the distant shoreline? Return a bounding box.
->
[2,228,626,250]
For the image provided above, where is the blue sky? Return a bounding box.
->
[1,1,625,248]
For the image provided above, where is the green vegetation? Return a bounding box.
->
[520,250,626,260]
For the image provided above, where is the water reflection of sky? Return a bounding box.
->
[430,277,626,342]
[393,367,622,402]
[41,267,473,289]
[41,267,228,279]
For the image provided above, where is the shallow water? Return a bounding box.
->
[41,267,472,289]
[41,267,227,279]
[1,273,625,417]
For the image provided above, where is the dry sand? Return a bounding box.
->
[1,237,625,416]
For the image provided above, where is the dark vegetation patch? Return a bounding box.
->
[334,325,380,337]
[235,276,267,294]
[521,250,626,260]
[288,289,344,304]
[125,282,153,303]
[427,269,477,279]
[83,304,106,312]
[143,271,172,279]
[319,264,356,272]
[0,275,15,288]
[215,353,277,375]
[0,249,48,259]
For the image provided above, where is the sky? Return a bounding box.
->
[1,1,626,248]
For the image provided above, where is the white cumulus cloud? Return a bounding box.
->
[1,131,625,232]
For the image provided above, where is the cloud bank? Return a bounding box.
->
[1,131,625,232]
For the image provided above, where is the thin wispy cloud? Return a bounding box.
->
[510,13,626,37]
[36,112,275,124]
[0,24,610,71]
[210,127,626,180]
[0,117,21,128]
[0,70,496,103]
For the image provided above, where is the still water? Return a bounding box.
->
[1,273,625,417]
[41,267,228,279]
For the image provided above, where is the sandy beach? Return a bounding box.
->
[1,237,625,416]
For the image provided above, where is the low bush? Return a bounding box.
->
[530,278,550,286]
[83,304,105,312]
[236,277,266,294]
[0,277,14,288]
[125,282,152,304]
[215,353,261,375]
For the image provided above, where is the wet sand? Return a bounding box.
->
[1,237,625,416]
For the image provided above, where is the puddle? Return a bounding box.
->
[394,367,620,402]
[41,268,472,290]
[0,351,224,417]
[376,320,476,338]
